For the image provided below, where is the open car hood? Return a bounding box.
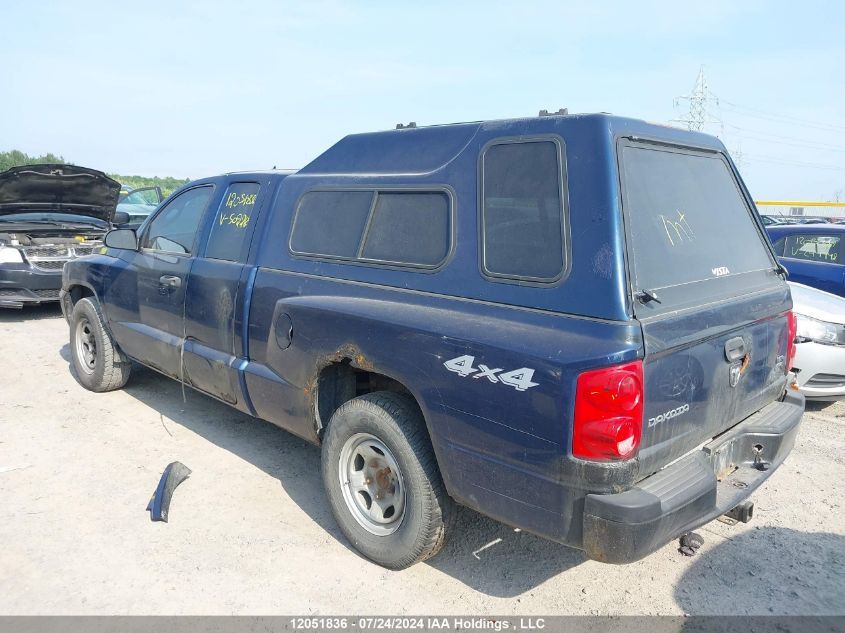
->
[0,164,121,222]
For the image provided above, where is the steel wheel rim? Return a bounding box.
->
[338,432,406,536]
[74,317,97,375]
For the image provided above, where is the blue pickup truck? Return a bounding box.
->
[61,113,803,569]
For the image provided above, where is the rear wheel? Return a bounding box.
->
[321,391,454,569]
[70,297,131,392]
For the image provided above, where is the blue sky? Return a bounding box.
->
[3,0,843,200]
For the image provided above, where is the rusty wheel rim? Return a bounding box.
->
[338,433,406,536]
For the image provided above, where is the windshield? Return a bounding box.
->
[621,143,774,292]
[0,212,108,227]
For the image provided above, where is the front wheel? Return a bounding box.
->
[69,297,131,392]
[321,392,454,569]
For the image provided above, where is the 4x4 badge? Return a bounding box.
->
[443,355,539,391]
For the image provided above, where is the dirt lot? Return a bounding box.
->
[1,304,843,616]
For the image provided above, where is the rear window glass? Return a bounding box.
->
[290,191,374,258]
[482,140,566,281]
[361,192,450,266]
[621,145,773,291]
[783,234,842,263]
[290,189,451,268]
[205,182,260,261]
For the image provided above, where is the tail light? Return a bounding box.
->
[573,360,644,461]
[786,310,797,372]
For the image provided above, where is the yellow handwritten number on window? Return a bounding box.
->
[225,192,257,209]
[219,212,250,229]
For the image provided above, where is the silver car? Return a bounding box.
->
[789,282,845,401]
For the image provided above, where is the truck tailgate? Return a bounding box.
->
[636,284,792,476]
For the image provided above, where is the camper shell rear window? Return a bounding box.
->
[619,141,775,302]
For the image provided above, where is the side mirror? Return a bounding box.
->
[112,211,131,225]
[104,228,138,250]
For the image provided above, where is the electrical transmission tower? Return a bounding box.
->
[673,66,720,132]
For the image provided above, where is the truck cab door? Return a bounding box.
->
[120,185,164,205]
[182,181,265,408]
[107,185,215,377]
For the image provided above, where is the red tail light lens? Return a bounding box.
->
[786,310,797,372]
[573,361,644,461]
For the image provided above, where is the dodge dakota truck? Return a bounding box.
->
[61,113,804,569]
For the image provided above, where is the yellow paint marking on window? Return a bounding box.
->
[219,212,250,229]
[225,192,257,209]
[660,210,695,247]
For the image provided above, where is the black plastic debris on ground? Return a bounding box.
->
[679,531,704,557]
[147,461,191,522]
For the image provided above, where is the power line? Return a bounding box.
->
[737,135,845,155]
[742,153,845,171]
[714,118,845,152]
[718,99,845,134]
[670,68,845,179]
[715,125,845,155]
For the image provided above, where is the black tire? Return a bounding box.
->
[321,391,455,569]
[69,297,131,392]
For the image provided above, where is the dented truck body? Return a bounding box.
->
[61,113,803,563]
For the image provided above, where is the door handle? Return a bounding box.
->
[159,275,182,289]
[724,336,746,362]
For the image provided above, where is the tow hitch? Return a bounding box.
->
[719,500,755,525]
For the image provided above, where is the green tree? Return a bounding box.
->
[0,149,65,172]
[109,174,191,197]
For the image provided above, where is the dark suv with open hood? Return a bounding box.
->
[0,164,121,308]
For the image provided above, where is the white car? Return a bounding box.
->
[789,282,845,401]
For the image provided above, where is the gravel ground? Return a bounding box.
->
[1,304,843,616]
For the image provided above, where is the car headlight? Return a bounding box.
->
[795,313,845,346]
[0,245,24,264]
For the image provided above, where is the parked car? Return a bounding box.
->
[788,282,845,401]
[766,224,845,297]
[61,113,803,569]
[116,186,163,228]
[0,164,126,308]
[760,215,784,226]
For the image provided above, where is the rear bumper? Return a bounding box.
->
[582,390,804,564]
[0,266,62,308]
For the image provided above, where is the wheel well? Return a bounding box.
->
[68,285,95,306]
[316,360,416,435]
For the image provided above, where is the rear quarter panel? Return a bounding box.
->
[244,270,642,543]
